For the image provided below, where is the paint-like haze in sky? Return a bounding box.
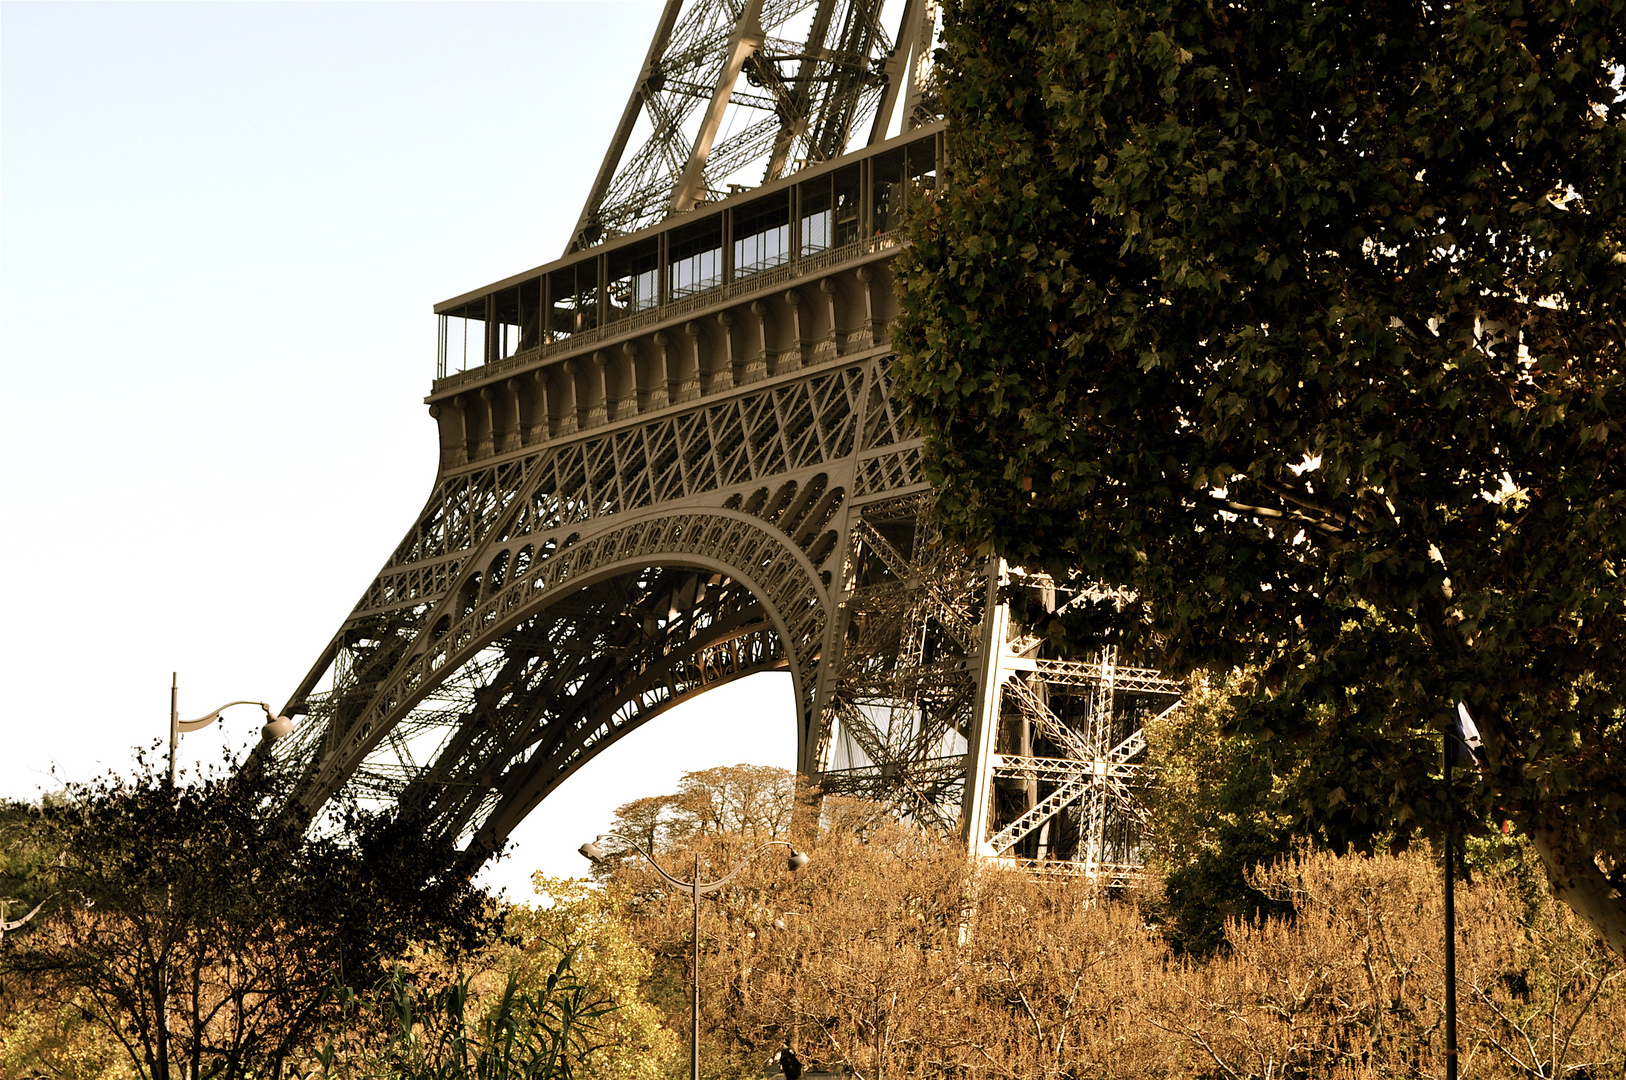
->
[0,2,797,900]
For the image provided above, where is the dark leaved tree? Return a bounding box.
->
[896,0,1626,952]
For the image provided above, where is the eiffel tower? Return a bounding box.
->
[262,0,1179,885]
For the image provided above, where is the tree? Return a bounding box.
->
[668,764,798,844]
[581,775,1626,1077]
[590,765,798,882]
[605,795,977,1078]
[0,753,499,1080]
[894,0,1626,953]
[586,796,682,885]
[508,877,680,1080]
[0,796,139,1079]
[1141,673,1297,957]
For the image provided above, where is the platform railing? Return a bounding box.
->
[433,229,904,392]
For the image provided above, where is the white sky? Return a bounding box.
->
[0,1,796,901]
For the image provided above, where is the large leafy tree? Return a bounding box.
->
[0,755,499,1080]
[894,0,1626,952]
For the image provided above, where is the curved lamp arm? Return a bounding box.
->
[580,833,691,890]
[176,701,295,740]
[176,701,265,733]
[580,834,809,894]
[167,678,296,788]
[693,841,809,896]
[0,898,48,940]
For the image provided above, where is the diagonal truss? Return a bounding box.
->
[812,494,984,833]
[962,578,1184,887]
[567,0,940,251]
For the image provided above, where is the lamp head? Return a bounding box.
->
[786,849,810,871]
[579,840,607,863]
[261,714,296,741]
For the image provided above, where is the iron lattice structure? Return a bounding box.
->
[568,0,942,251]
[262,0,1178,884]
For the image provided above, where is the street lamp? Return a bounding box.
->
[159,673,297,1078]
[581,834,810,1080]
[1443,701,1488,1080]
[0,897,47,943]
[168,672,296,785]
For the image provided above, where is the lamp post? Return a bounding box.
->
[160,673,296,1080]
[1444,701,1487,1080]
[581,834,810,1080]
[0,898,47,943]
[168,672,296,786]
[1443,730,1458,1080]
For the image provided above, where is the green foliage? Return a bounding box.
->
[896,0,1626,950]
[310,949,614,1080]
[295,876,675,1080]
[0,999,140,1080]
[1143,675,1297,956]
[511,878,680,1080]
[0,797,62,934]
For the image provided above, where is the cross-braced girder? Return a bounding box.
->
[567,0,940,251]
[377,567,787,856]
[811,495,986,833]
[962,578,1184,886]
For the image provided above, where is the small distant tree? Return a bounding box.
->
[668,764,798,843]
[587,796,682,884]
[1141,673,1298,957]
[0,752,499,1080]
[590,765,799,882]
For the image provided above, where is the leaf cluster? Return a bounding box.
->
[309,949,615,1080]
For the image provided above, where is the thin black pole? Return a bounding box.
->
[161,674,176,1080]
[169,672,180,787]
[1444,738,1458,1080]
[692,853,701,1080]
[582,837,806,1080]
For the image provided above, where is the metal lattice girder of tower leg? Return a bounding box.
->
[268,478,847,853]
[958,572,1185,887]
[257,186,950,856]
[810,493,989,832]
[261,116,1175,881]
[567,0,941,251]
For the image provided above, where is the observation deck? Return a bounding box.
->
[425,124,943,472]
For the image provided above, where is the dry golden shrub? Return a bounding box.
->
[954,867,1168,1078]
[592,779,1624,1080]
[1138,846,1626,1080]
[638,840,1625,1078]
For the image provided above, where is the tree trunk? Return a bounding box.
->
[1528,815,1626,960]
